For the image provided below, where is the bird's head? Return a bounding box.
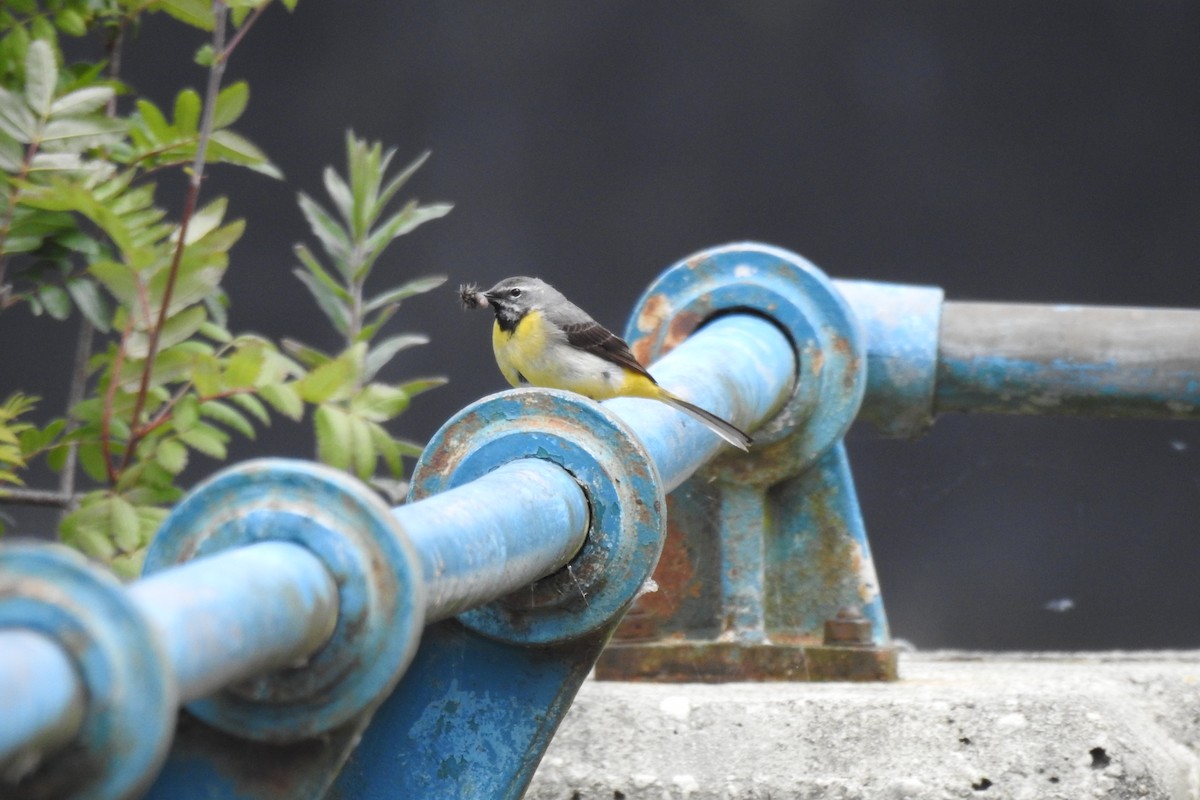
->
[480,276,557,328]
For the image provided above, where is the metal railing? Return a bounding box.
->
[1,242,1196,799]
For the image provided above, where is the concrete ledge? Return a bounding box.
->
[528,652,1200,800]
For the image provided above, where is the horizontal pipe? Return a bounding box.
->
[128,541,339,702]
[0,630,84,779]
[0,310,792,767]
[397,458,590,622]
[936,302,1200,417]
[606,314,796,491]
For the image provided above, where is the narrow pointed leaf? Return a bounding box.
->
[361,202,453,272]
[297,192,352,270]
[0,86,36,142]
[293,267,350,335]
[24,39,56,116]
[367,421,404,478]
[363,275,447,313]
[230,393,270,425]
[66,277,111,332]
[376,150,431,219]
[363,333,428,381]
[281,338,332,369]
[209,129,281,178]
[49,86,114,117]
[199,399,255,439]
[349,414,375,480]
[322,165,355,231]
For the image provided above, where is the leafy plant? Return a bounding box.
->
[0,1,449,574]
[288,133,451,501]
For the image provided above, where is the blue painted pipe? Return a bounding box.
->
[0,301,797,781]
[936,301,1200,417]
[0,630,84,777]
[398,458,590,622]
[128,541,339,702]
[607,314,796,491]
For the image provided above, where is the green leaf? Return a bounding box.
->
[199,399,255,439]
[211,81,249,129]
[350,382,409,422]
[294,243,350,299]
[65,277,111,332]
[376,150,431,214]
[230,393,270,425]
[364,275,447,313]
[193,44,216,67]
[294,346,362,403]
[77,441,109,482]
[173,89,201,135]
[322,165,355,231]
[348,413,375,480]
[156,438,188,474]
[314,404,352,470]
[281,338,331,370]
[259,382,303,421]
[36,283,71,320]
[55,9,88,37]
[209,129,281,178]
[108,495,141,551]
[184,196,228,244]
[158,0,216,31]
[224,342,267,388]
[24,38,56,116]
[392,437,426,458]
[125,304,208,358]
[49,86,114,117]
[199,321,232,343]
[362,203,453,271]
[0,85,37,142]
[173,394,199,432]
[61,501,117,560]
[363,333,429,381]
[41,116,126,150]
[367,421,403,478]
[397,376,448,398]
[191,353,222,396]
[178,422,228,459]
[297,192,352,271]
[134,98,172,142]
[292,267,350,334]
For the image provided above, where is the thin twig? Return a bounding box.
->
[120,0,230,473]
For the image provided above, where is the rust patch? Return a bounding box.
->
[663,310,702,355]
[612,514,694,641]
[635,292,672,334]
[808,347,825,377]
[596,641,898,682]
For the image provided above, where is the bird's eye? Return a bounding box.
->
[509,288,522,298]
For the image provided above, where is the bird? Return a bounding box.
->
[460,277,751,451]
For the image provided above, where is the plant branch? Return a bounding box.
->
[58,315,94,515]
[0,487,80,509]
[220,3,270,61]
[121,0,230,473]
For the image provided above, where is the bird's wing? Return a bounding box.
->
[558,318,657,382]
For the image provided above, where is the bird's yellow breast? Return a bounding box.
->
[491,310,652,400]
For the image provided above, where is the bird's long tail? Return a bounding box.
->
[659,392,752,452]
